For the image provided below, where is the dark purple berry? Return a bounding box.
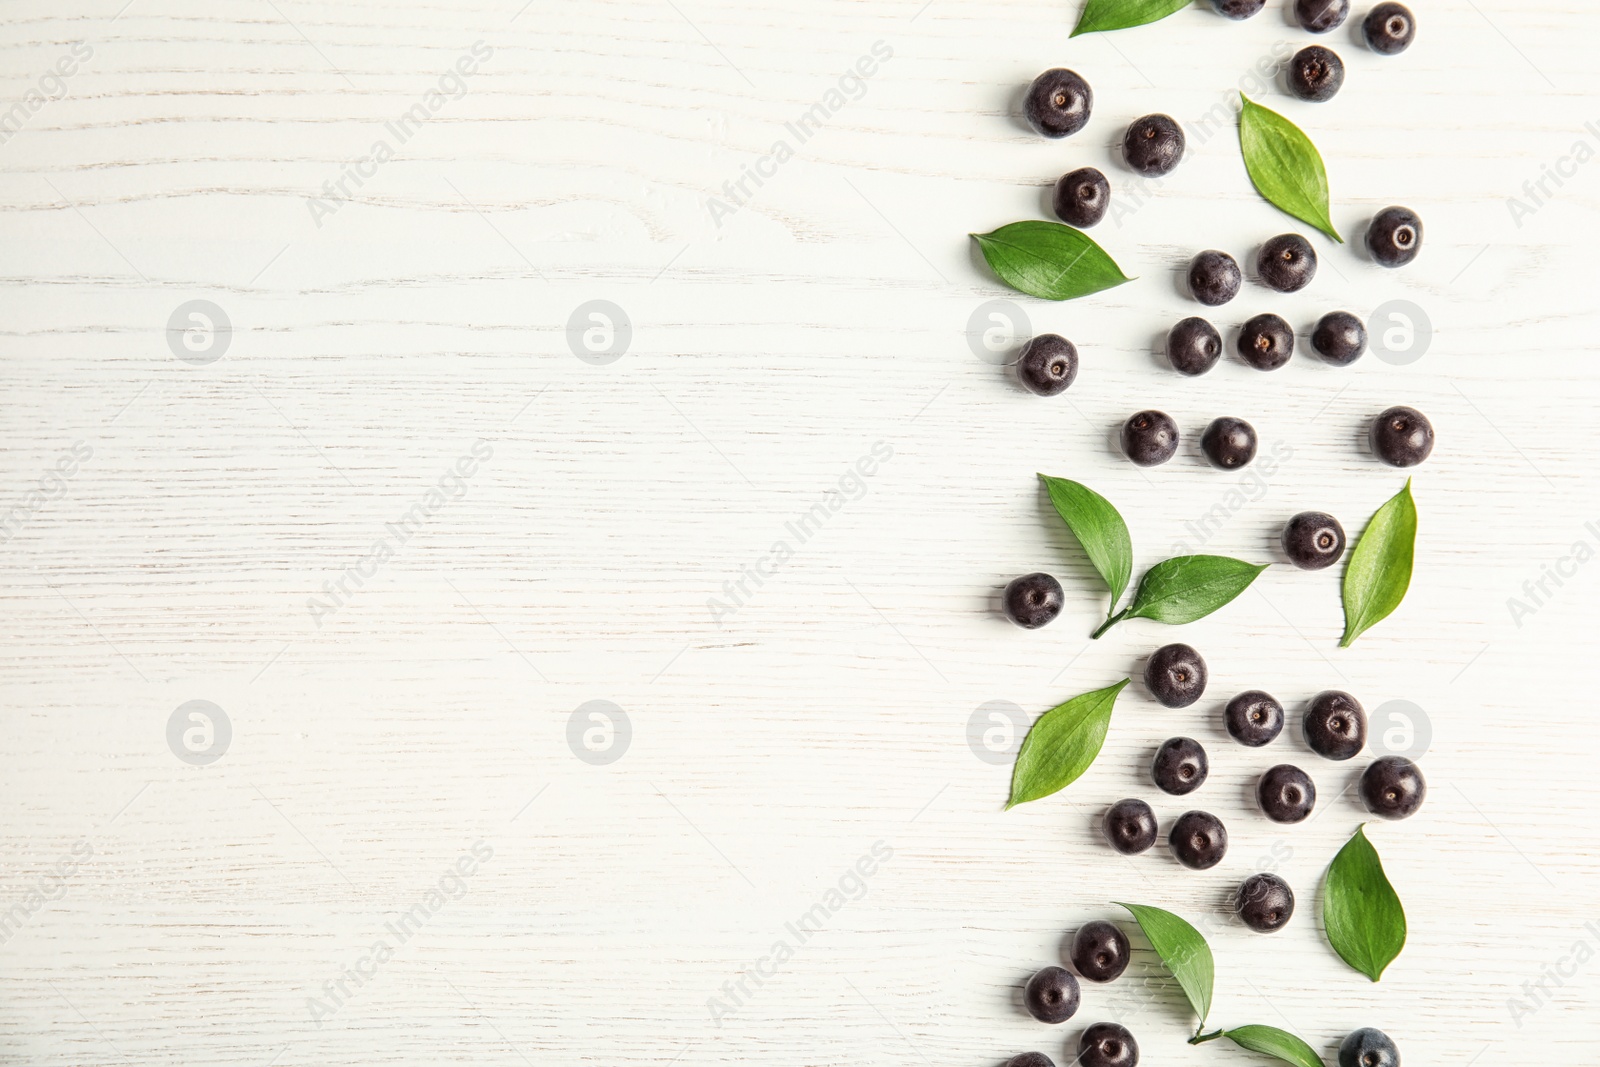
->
[1005,1055,1054,1067]
[1304,690,1366,761]
[1123,114,1184,177]
[1024,965,1081,1024]
[1166,317,1222,376]
[1144,644,1206,708]
[1371,405,1434,467]
[1238,313,1294,370]
[1361,756,1426,819]
[1201,417,1257,470]
[1169,810,1227,870]
[1311,311,1367,365]
[1363,2,1416,55]
[1003,573,1064,629]
[1225,690,1284,747]
[1188,251,1241,307]
[1209,0,1264,18]
[1366,206,1422,266]
[1071,921,1130,983]
[1016,334,1079,396]
[1294,0,1349,33]
[1103,799,1158,855]
[1289,45,1344,102]
[1152,736,1208,796]
[1121,410,1179,466]
[1025,69,1092,138]
[1258,234,1318,293]
[1236,872,1295,932]
[1282,511,1346,570]
[1079,1023,1139,1067]
[1257,764,1316,823]
[1339,1028,1400,1067]
[1054,167,1110,227]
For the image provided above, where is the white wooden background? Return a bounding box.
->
[2,0,1597,1063]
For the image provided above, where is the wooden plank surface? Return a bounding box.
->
[1,0,1598,1063]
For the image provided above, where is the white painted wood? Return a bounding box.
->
[1,0,1597,1063]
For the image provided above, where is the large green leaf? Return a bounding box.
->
[1238,95,1341,242]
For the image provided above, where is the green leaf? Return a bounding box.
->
[1037,475,1134,608]
[1115,902,1213,1028]
[1238,94,1341,243]
[1223,1025,1325,1067]
[971,221,1133,301]
[1124,555,1267,625]
[1007,679,1129,808]
[1340,480,1417,647]
[1324,825,1407,981]
[1071,0,1191,35]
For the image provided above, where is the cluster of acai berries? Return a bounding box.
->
[1016,1,1429,479]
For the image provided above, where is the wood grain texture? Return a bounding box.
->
[2,0,1599,1063]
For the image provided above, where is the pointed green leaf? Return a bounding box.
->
[1038,475,1133,607]
[1115,902,1213,1028]
[1007,679,1129,807]
[1340,480,1417,647]
[1223,1025,1325,1067]
[1124,555,1267,625]
[1071,0,1191,36]
[971,221,1133,301]
[1324,825,1407,981]
[1238,95,1341,242]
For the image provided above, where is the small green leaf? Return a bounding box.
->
[1115,902,1213,1028]
[1071,0,1191,35]
[1007,679,1129,808]
[1124,555,1267,625]
[1223,1025,1325,1067]
[1340,480,1417,647]
[971,221,1133,301]
[1238,94,1341,242]
[1038,475,1134,608]
[1324,825,1407,981]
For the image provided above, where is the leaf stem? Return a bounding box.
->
[1188,1028,1225,1045]
[1090,607,1129,640]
